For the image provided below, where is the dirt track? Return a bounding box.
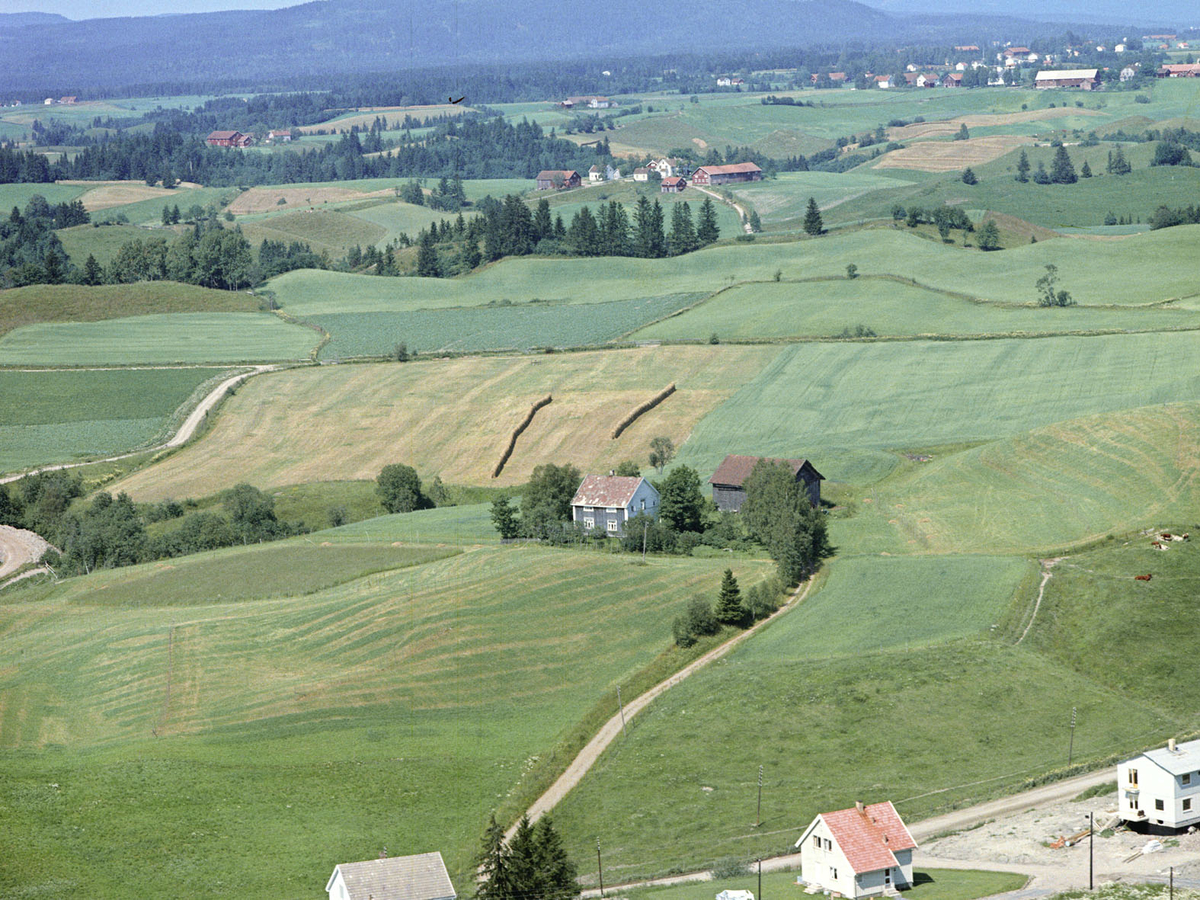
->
[0,525,51,580]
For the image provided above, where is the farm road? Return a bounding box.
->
[691,184,754,234]
[0,525,51,580]
[507,577,816,842]
[0,364,278,486]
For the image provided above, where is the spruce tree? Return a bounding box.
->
[416,229,441,277]
[961,167,978,185]
[667,201,697,255]
[1080,159,1092,178]
[696,197,720,244]
[715,568,745,626]
[1050,145,1077,184]
[533,816,578,900]
[1015,149,1030,183]
[475,815,512,900]
[803,197,824,235]
[81,253,103,286]
[533,198,553,242]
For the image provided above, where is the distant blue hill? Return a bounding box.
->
[0,12,72,28]
[862,0,1197,27]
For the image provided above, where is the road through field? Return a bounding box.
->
[0,364,278,485]
[0,525,51,579]
[508,577,816,841]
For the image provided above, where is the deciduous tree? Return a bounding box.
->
[376,464,425,513]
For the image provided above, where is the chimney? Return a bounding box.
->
[1169,738,1178,752]
[855,800,864,814]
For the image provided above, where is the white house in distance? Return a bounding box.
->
[327,851,456,900]
[571,474,659,535]
[796,801,917,898]
[1118,738,1200,834]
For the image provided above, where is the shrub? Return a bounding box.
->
[672,595,719,647]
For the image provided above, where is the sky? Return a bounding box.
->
[1,0,293,17]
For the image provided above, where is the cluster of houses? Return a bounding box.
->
[204,129,294,148]
[568,454,823,536]
[536,160,762,193]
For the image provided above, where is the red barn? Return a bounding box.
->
[690,162,762,186]
[535,169,581,190]
[206,130,253,147]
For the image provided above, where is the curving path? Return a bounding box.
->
[0,364,278,486]
[0,525,52,580]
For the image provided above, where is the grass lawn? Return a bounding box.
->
[0,282,260,338]
[618,870,1027,900]
[0,367,229,473]
[107,345,776,500]
[0,313,318,365]
[0,545,772,899]
[675,331,1200,486]
[632,276,1200,342]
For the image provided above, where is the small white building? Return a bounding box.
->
[632,167,650,182]
[796,801,917,898]
[1118,738,1200,833]
[571,474,659,535]
[716,891,754,900]
[588,165,604,183]
[327,851,456,900]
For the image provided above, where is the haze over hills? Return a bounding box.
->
[0,0,1135,96]
[0,12,72,27]
[863,0,1199,28]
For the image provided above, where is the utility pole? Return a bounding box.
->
[1088,811,1094,890]
[596,839,604,898]
[757,858,762,900]
[756,764,764,827]
[1170,866,1174,900]
[617,686,627,738]
[1069,706,1077,766]
[642,517,649,561]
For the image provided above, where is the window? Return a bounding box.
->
[584,517,594,529]
[1129,768,1139,786]
[1184,798,1192,812]
[607,520,619,532]
[1156,799,1165,811]
[607,507,618,514]
[830,867,838,881]
[1183,773,1192,786]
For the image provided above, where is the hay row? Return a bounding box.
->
[611,383,676,439]
[493,394,553,478]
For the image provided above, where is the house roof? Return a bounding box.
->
[634,167,650,174]
[694,162,762,176]
[589,165,603,172]
[797,802,917,875]
[1160,63,1200,75]
[662,176,687,186]
[327,852,457,900]
[571,475,654,508]
[207,130,242,140]
[1138,739,1200,775]
[536,170,579,181]
[1035,69,1098,81]
[709,454,823,488]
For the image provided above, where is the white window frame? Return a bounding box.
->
[584,517,595,530]
[1183,773,1192,786]
[607,520,619,533]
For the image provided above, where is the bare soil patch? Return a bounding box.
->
[875,135,1030,172]
[65,181,196,211]
[227,186,396,215]
[889,107,1102,142]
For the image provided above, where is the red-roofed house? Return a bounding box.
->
[571,475,659,535]
[708,454,823,511]
[661,176,687,193]
[795,801,917,897]
[535,170,582,190]
[690,162,762,185]
[206,130,253,148]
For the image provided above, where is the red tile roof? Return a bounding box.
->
[571,475,645,508]
[709,454,822,487]
[822,802,917,874]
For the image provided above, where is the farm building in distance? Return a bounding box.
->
[571,475,659,536]
[709,454,823,511]
[1158,63,1200,77]
[535,169,582,190]
[326,851,456,900]
[1034,69,1100,89]
[690,162,762,185]
[661,176,687,193]
[1118,738,1200,834]
[206,130,253,147]
[796,801,917,898]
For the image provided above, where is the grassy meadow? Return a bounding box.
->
[0,367,231,473]
[620,870,1027,900]
[0,543,772,900]
[106,345,777,500]
[0,312,318,366]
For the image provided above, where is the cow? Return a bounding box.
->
[1135,574,1153,581]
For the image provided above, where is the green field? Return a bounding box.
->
[0,182,88,209]
[314,293,705,357]
[0,282,260,337]
[342,200,474,247]
[621,870,1027,900]
[729,171,918,225]
[633,276,1200,341]
[0,313,318,365]
[675,331,1200,485]
[0,544,771,899]
[0,367,227,473]
[239,209,387,257]
[90,186,235,225]
[56,223,169,266]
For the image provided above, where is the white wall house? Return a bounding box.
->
[1118,739,1200,833]
[327,851,456,900]
[796,801,917,898]
[571,475,659,536]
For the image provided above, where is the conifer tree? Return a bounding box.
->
[715,568,745,626]
[696,197,720,244]
[1015,149,1030,183]
[803,197,824,235]
[1050,145,1077,184]
[1080,159,1092,178]
[667,201,697,255]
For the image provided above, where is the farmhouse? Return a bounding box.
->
[1118,738,1200,833]
[326,851,456,900]
[267,129,292,142]
[708,454,824,511]
[661,176,687,193]
[690,162,762,185]
[206,130,253,147]
[942,73,963,87]
[59,96,77,104]
[567,96,616,109]
[1120,66,1138,82]
[588,165,604,183]
[1158,63,1200,78]
[1034,69,1100,89]
[633,167,651,182]
[796,801,917,897]
[535,170,582,190]
[648,157,683,178]
[571,474,659,536]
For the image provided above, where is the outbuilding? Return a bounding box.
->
[326,851,456,900]
[708,454,823,512]
[1034,69,1100,89]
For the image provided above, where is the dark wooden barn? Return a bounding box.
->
[708,454,824,512]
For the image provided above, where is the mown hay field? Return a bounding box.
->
[342,200,476,246]
[0,544,772,900]
[270,226,1200,316]
[0,182,88,209]
[108,345,777,500]
[89,186,234,225]
[0,282,260,337]
[874,135,1031,172]
[0,313,318,366]
[238,209,387,257]
[633,276,1200,341]
[297,103,473,133]
[314,293,704,357]
[727,170,916,224]
[226,184,397,216]
[0,367,228,473]
[677,331,1200,486]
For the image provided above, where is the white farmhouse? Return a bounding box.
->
[796,801,917,898]
[327,851,456,900]
[1118,738,1200,833]
[571,474,659,535]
